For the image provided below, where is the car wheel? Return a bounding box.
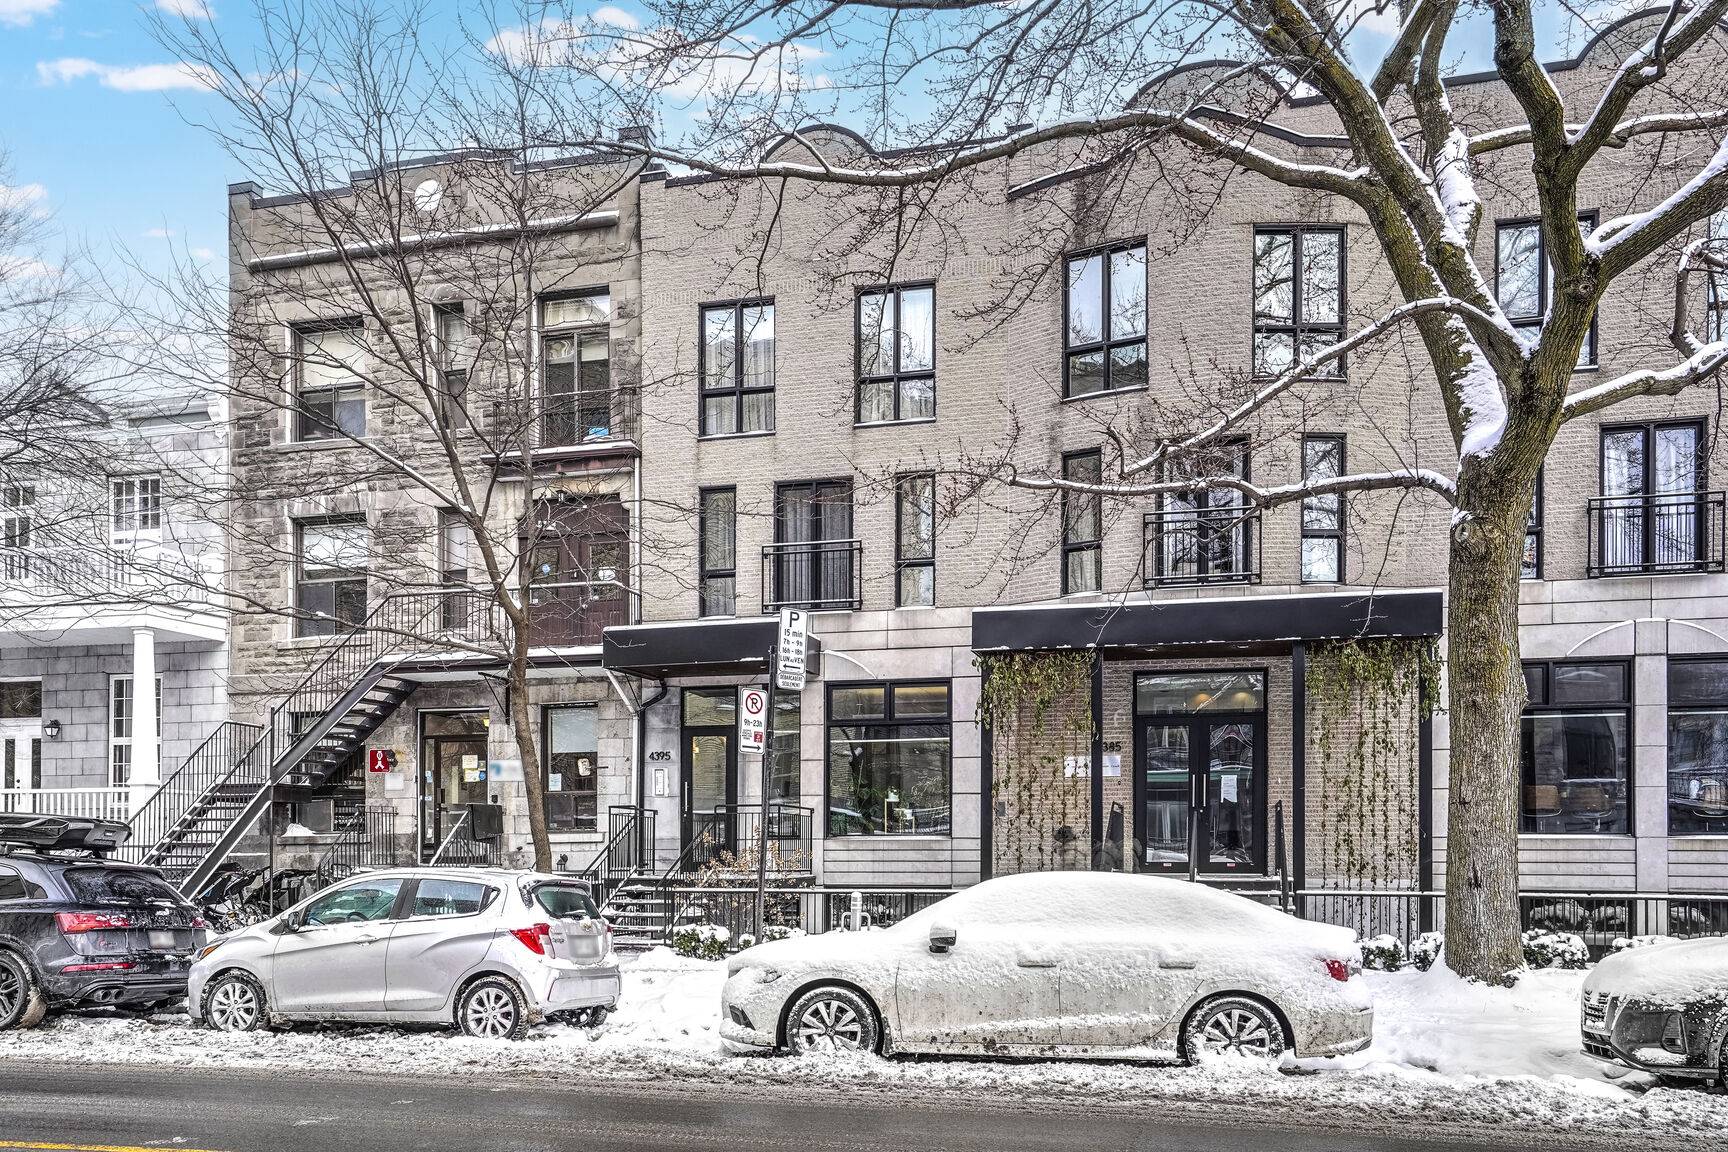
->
[202,971,268,1032]
[0,952,47,1031]
[783,986,879,1056]
[1181,995,1287,1064]
[456,977,529,1041]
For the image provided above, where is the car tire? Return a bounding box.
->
[782,985,880,1056]
[0,952,47,1031]
[456,976,529,1041]
[1180,995,1287,1064]
[202,971,268,1033]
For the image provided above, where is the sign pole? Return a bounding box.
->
[753,644,776,943]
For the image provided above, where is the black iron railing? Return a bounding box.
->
[118,720,266,865]
[428,804,503,867]
[762,539,862,611]
[1143,506,1261,586]
[1586,490,1725,577]
[685,804,814,873]
[567,806,656,897]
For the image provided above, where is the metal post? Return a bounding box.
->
[752,644,776,943]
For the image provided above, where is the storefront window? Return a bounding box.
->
[1668,659,1728,835]
[827,682,950,836]
[545,705,598,832]
[1520,660,1630,835]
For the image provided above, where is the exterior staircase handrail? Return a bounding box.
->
[119,720,267,865]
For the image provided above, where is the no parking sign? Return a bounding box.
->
[738,687,768,754]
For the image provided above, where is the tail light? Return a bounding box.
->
[510,923,553,955]
[1662,1012,1688,1054]
[57,912,133,934]
[62,962,137,973]
[1322,958,1352,982]
[191,917,209,930]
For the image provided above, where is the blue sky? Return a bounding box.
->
[0,1,1620,273]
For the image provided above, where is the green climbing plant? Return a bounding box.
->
[976,652,1094,876]
[1307,638,1442,890]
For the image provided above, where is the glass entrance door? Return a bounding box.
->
[681,688,738,866]
[419,712,491,860]
[1133,671,1267,875]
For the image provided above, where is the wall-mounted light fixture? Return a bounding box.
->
[42,719,61,740]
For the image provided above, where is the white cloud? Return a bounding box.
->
[0,0,57,28]
[0,183,48,215]
[0,253,59,281]
[591,6,638,30]
[143,227,174,239]
[190,246,216,261]
[36,57,220,92]
[156,0,214,17]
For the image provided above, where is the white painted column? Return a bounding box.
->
[128,627,160,815]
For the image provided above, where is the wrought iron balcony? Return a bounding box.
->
[762,539,863,612]
[1586,491,1725,578]
[1143,506,1261,586]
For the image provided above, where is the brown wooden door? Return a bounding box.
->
[524,498,629,646]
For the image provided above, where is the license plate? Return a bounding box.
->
[148,929,179,950]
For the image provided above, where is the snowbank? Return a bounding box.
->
[2,951,1725,1140]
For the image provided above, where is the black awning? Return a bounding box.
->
[971,589,1443,654]
[602,618,820,678]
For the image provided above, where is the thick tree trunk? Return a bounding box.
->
[508,640,553,871]
[1442,480,1530,983]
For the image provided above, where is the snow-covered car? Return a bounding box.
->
[189,868,619,1040]
[1581,936,1728,1083]
[720,872,1370,1061]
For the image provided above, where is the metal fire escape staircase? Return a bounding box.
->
[122,592,502,894]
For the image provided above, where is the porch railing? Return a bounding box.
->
[117,720,266,864]
[1586,490,1726,577]
[1143,506,1261,586]
[0,787,130,822]
[761,540,862,612]
[686,804,815,874]
[0,544,217,607]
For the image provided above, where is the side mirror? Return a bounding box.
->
[928,922,957,954]
[272,912,302,935]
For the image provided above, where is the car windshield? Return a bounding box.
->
[530,883,599,920]
[63,867,183,907]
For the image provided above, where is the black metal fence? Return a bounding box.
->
[1586,490,1725,577]
[663,885,952,945]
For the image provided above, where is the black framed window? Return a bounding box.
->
[896,473,935,607]
[293,323,366,441]
[544,704,599,832]
[770,691,801,807]
[699,486,737,617]
[434,304,468,430]
[826,681,951,836]
[1301,436,1344,583]
[1496,213,1598,368]
[1252,227,1344,378]
[1597,421,1706,574]
[1524,469,1544,579]
[1520,660,1631,835]
[770,480,855,610]
[1668,659,1728,834]
[1061,449,1102,594]
[1064,243,1147,397]
[0,682,40,720]
[1156,440,1253,584]
[296,517,368,637]
[540,293,612,446]
[110,476,162,540]
[857,285,935,424]
[700,300,775,436]
[438,511,474,629]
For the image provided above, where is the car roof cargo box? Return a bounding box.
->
[0,813,131,855]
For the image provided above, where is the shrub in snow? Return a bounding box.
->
[762,924,804,942]
[671,923,731,961]
[1610,934,1676,952]
[1409,932,1444,971]
[1521,929,1588,970]
[1360,934,1406,971]
[736,933,756,950]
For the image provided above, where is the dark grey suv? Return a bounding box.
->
[0,814,207,1029]
[1581,937,1728,1085]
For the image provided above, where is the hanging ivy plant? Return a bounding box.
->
[1307,638,1442,890]
[976,652,1093,875]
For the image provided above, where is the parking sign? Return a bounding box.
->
[739,686,768,754]
[776,608,808,692]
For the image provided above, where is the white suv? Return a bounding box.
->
[190,868,619,1040]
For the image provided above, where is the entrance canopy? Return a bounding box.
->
[602,617,822,679]
[971,589,1443,654]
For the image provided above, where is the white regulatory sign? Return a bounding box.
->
[776,608,808,692]
[739,686,768,755]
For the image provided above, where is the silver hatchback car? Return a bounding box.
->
[189,868,619,1040]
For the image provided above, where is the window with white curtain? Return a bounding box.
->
[1597,422,1704,574]
[700,300,775,436]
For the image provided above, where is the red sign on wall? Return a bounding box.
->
[367,748,398,773]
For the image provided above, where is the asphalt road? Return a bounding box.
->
[0,1061,1673,1152]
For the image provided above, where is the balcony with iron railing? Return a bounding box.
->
[761,539,863,612]
[1586,491,1726,578]
[485,386,640,466]
[1143,506,1261,586]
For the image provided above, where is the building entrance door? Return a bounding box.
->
[419,712,490,861]
[1133,672,1267,876]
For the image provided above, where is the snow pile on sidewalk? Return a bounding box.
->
[1,950,1724,1140]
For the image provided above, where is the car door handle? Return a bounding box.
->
[355,934,381,946]
[1015,952,1058,968]
[1157,959,1197,970]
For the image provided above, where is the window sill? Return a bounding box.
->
[698,430,776,442]
[854,418,937,429]
[277,437,369,453]
[1515,832,1632,839]
[824,832,953,841]
[1061,384,1147,405]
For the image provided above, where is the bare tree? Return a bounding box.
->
[474,0,1728,981]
